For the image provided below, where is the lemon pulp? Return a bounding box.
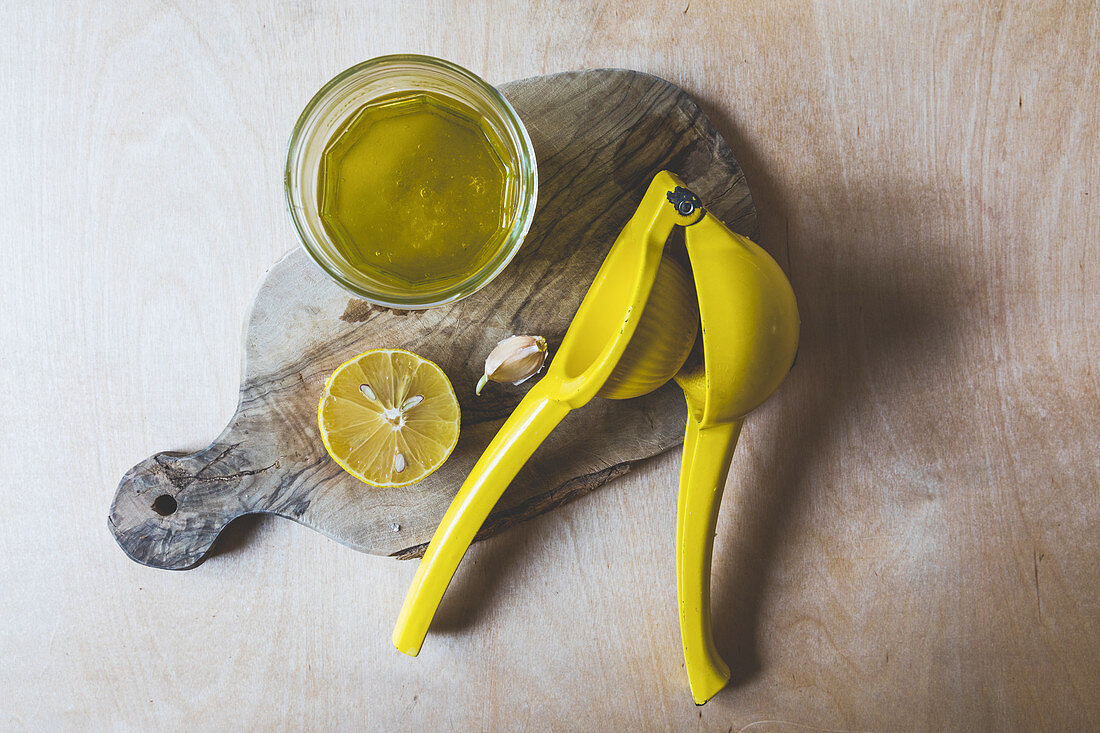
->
[318,349,460,487]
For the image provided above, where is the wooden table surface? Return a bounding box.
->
[3,2,1098,730]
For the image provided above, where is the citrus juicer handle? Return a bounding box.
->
[676,416,743,704]
[392,172,693,656]
[392,384,572,656]
[674,212,800,704]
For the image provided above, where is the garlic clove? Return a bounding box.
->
[475,335,548,396]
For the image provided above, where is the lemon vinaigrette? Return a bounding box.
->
[287,55,536,307]
[317,91,516,290]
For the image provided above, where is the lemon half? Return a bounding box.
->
[318,349,460,487]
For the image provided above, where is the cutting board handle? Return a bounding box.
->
[109,431,279,570]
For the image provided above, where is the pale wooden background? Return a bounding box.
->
[2,2,1097,730]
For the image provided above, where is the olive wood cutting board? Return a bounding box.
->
[109,68,757,569]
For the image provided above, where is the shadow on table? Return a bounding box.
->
[693,96,965,689]
[208,513,269,559]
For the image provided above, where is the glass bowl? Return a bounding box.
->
[285,55,538,309]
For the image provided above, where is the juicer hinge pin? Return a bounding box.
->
[666,186,705,223]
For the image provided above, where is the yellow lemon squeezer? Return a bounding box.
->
[392,171,800,704]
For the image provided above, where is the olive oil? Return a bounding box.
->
[318,91,515,290]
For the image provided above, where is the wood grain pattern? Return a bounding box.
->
[4,2,1099,731]
[107,69,755,570]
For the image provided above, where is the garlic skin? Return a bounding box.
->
[476,335,548,395]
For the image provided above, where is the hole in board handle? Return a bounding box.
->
[152,494,178,516]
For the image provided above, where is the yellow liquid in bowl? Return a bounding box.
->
[318,91,516,291]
